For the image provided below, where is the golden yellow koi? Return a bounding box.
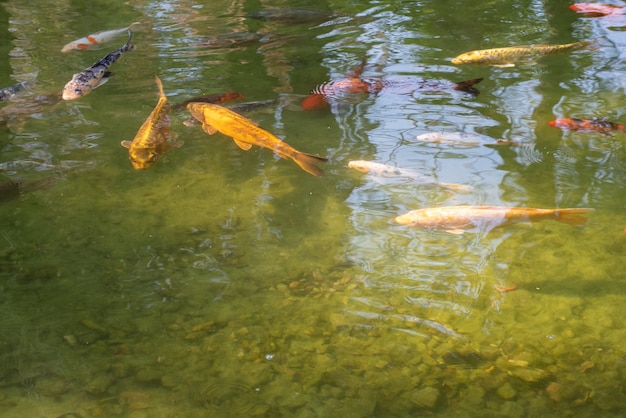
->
[451,41,590,67]
[395,205,594,234]
[186,102,327,176]
[121,76,182,170]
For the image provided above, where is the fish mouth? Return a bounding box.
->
[450,58,461,64]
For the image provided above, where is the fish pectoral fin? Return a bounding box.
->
[96,74,112,88]
[494,63,516,68]
[233,138,253,150]
[444,228,465,235]
[166,141,184,151]
[201,123,218,135]
[121,140,132,149]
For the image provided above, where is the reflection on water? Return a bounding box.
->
[0,0,625,416]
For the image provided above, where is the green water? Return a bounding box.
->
[0,0,625,416]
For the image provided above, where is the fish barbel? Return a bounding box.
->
[62,30,134,100]
[121,76,182,170]
[347,160,471,192]
[61,22,141,52]
[451,41,590,67]
[186,102,328,176]
[395,205,594,234]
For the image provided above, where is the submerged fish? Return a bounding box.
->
[348,160,471,192]
[121,76,182,170]
[194,31,264,49]
[415,132,519,146]
[61,22,141,52]
[0,176,57,204]
[451,41,590,67]
[0,92,61,127]
[246,8,334,23]
[548,117,626,134]
[570,3,625,17]
[0,81,31,102]
[186,102,327,176]
[176,92,244,111]
[62,31,134,100]
[395,206,594,234]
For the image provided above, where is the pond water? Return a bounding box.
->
[0,0,625,416]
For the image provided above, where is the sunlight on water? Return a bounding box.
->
[0,0,625,417]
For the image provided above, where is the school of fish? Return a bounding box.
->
[0,7,608,239]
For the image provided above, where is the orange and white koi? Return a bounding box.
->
[395,205,594,234]
[62,31,134,100]
[61,22,140,52]
[548,117,626,134]
[121,76,182,170]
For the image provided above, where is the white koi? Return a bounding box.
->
[61,22,140,52]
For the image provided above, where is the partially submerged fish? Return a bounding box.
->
[395,206,594,234]
[0,81,31,102]
[570,3,625,17]
[451,41,590,67]
[348,160,471,192]
[61,22,141,52]
[0,92,61,127]
[548,117,626,134]
[246,8,334,23]
[62,31,134,100]
[121,76,182,170]
[415,132,519,146]
[302,62,482,110]
[186,102,327,176]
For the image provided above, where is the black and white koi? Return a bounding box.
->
[62,31,134,100]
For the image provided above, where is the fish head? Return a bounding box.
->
[347,160,370,173]
[186,102,207,122]
[62,79,87,100]
[451,51,481,65]
[128,147,160,170]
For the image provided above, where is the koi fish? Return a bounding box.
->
[61,22,141,52]
[415,132,519,146]
[451,41,591,67]
[186,102,328,176]
[302,62,482,110]
[570,3,625,17]
[0,81,31,102]
[246,8,334,23]
[121,76,182,170]
[176,92,244,111]
[548,117,626,134]
[0,176,57,204]
[395,206,594,234]
[62,31,134,100]
[194,31,264,49]
[348,160,472,192]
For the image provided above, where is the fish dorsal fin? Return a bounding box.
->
[233,138,253,150]
[201,123,218,135]
[121,140,132,149]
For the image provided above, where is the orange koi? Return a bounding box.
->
[186,102,328,176]
[548,117,626,134]
[62,22,141,52]
[569,3,625,17]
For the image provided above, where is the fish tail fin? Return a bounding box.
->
[126,29,135,51]
[554,208,594,225]
[453,78,483,95]
[154,76,165,98]
[293,152,328,176]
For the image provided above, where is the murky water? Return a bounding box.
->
[0,0,625,416]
